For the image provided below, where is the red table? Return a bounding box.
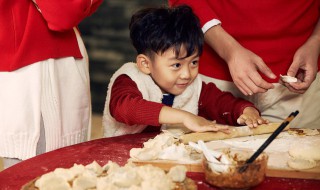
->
[0,132,319,190]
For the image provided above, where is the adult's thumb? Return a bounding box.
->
[287,63,299,77]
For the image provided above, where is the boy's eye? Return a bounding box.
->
[172,63,181,68]
[191,60,199,66]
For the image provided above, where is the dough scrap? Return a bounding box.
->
[130,133,196,163]
[167,165,187,182]
[280,75,298,83]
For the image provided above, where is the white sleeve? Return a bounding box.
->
[202,19,221,33]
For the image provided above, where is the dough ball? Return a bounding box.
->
[167,165,187,182]
[287,157,317,170]
[288,142,320,160]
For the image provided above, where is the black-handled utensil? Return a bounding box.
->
[239,110,299,173]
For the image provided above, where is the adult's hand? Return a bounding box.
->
[227,44,275,95]
[205,25,276,96]
[283,19,320,94]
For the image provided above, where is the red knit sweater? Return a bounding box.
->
[109,75,256,128]
[169,0,320,82]
[0,0,102,71]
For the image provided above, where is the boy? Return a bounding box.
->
[103,5,268,137]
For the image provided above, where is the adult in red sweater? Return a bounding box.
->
[103,5,268,137]
[0,0,102,169]
[169,0,320,129]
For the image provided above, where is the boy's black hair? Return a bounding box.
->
[129,5,204,59]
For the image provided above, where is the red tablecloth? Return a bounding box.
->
[0,132,319,190]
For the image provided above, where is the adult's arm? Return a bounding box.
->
[34,0,103,31]
[285,18,320,93]
[204,25,276,95]
[169,0,276,95]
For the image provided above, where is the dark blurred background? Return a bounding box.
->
[79,0,168,114]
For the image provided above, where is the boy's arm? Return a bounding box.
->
[110,75,163,126]
[159,106,229,133]
[198,82,258,125]
[110,75,229,133]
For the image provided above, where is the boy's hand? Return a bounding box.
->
[237,107,269,128]
[183,114,230,133]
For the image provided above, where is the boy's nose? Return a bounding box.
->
[180,67,191,79]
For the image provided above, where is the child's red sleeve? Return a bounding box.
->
[109,75,164,126]
[198,82,257,125]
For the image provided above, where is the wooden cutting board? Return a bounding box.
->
[133,159,320,180]
[133,130,320,180]
[133,154,320,180]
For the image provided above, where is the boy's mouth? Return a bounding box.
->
[176,83,189,88]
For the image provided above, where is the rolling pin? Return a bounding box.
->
[179,123,289,144]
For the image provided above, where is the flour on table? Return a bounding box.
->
[209,132,294,153]
[206,131,320,170]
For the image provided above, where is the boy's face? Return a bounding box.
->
[148,47,199,95]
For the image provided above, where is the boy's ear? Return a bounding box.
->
[136,54,151,74]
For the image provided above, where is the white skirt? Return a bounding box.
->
[0,29,91,160]
[200,73,320,129]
